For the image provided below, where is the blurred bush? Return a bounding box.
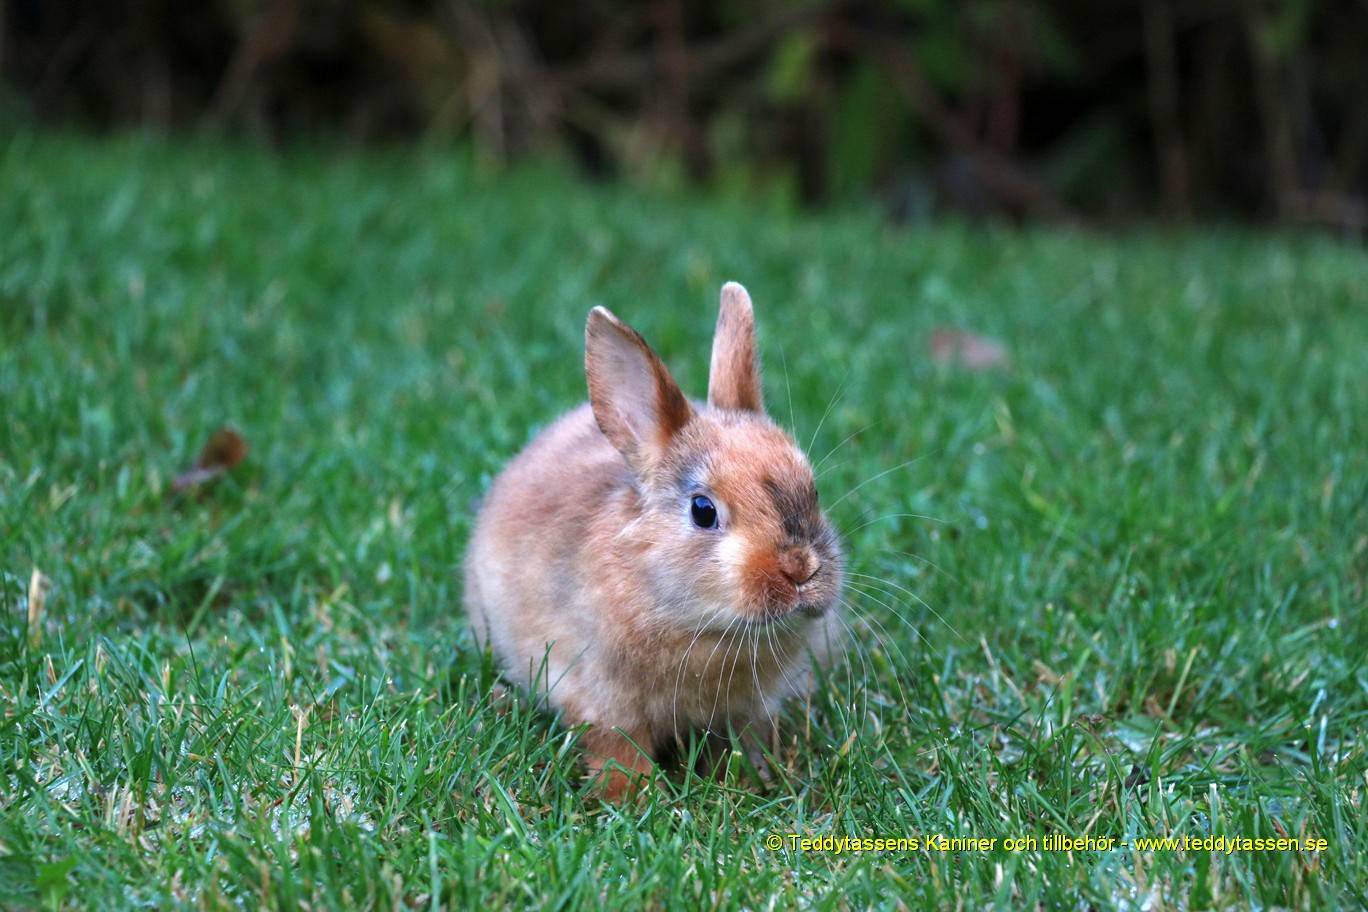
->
[5,0,1366,227]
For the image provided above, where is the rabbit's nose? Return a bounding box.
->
[779,548,818,586]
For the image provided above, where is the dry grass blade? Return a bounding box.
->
[28,567,50,648]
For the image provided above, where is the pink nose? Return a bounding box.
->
[779,549,818,586]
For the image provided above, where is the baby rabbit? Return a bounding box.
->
[464,282,844,801]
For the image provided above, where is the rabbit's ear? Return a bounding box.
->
[708,282,764,413]
[587,307,693,468]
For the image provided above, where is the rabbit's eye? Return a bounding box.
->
[690,495,719,530]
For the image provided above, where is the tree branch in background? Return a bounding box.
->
[438,1,559,160]
[838,25,1081,225]
[1241,0,1301,221]
[1327,105,1368,201]
[650,0,705,176]
[1142,0,1191,220]
[32,15,98,117]
[208,0,300,128]
[6,0,1366,226]
[553,3,836,92]
[514,3,839,180]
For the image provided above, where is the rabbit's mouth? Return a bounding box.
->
[789,583,843,619]
[752,584,837,622]
[777,559,843,619]
[731,604,822,632]
[792,598,831,619]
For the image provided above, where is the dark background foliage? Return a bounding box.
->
[6,0,1366,227]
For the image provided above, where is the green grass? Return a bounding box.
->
[2,131,1366,910]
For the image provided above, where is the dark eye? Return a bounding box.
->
[690,494,719,529]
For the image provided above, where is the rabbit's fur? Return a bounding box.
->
[465,283,843,800]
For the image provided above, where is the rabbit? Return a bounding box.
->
[464,282,844,801]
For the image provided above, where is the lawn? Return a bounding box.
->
[1,132,1365,909]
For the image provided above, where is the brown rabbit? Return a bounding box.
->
[464,282,844,801]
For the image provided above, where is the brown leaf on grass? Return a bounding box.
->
[172,426,248,494]
[929,327,1010,371]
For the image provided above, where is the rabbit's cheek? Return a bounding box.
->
[712,532,770,615]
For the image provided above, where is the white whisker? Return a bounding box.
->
[778,341,797,438]
[842,511,947,536]
[825,456,931,513]
[807,363,853,457]
[846,569,968,646]
[813,421,880,476]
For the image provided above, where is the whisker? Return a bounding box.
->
[778,340,797,439]
[868,546,964,587]
[812,421,880,476]
[842,511,948,536]
[816,454,863,483]
[825,455,931,513]
[758,628,791,754]
[718,622,755,735]
[749,628,773,747]
[673,603,732,742]
[807,363,854,457]
[835,591,921,717]
[705,614,747,734]
[846,569,969,646]
[840,586,934,657]
[825,605,878,738]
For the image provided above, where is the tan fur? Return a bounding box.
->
[709,282,763,412]
[464,283,844,801]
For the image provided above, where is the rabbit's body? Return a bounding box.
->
[465,284,843,799]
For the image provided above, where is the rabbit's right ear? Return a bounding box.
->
[587,307,693,471]
[708,282,764,413]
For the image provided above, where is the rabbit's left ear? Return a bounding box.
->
[708,282,764,413]
[586,306,693,472]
